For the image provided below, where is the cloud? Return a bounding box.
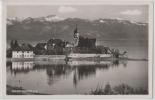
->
[121,9,142,16]
[58,6,77,13]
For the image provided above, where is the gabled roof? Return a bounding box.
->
[12,43,33,51]
[12,46,22,51]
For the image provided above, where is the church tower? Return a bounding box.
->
[73,25,79,47]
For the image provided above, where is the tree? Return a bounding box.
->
[7,48,12,58]
[10,40,19,49]
[14,40,19,48]
[104,83,113,94]
[10,40,14,49]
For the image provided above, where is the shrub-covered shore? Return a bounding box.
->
[88,83,148,95]
[7,83,148,95]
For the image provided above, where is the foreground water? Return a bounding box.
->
[7,40,148,95]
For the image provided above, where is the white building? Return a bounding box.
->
[12,46,34,58]
[12,51,23,58]
[12,51,34,58]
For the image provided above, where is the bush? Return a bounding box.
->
[89,83,148,95]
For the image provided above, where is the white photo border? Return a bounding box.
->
[1,0,154,99]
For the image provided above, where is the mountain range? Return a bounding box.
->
[7,15,148,44]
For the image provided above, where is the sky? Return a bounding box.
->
[7,5,148,22]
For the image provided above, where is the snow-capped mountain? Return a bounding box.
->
[44,15,65,22]
[96,18,147,26]
[7,17,23,25]
[7,15,65,24]
[7,15,148,42]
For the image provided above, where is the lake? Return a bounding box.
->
[6,40,148,95]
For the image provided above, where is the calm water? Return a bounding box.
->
[7,40,148,95]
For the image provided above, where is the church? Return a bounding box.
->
[73,26,96,48]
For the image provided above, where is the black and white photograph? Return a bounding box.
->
[4,0,153,97]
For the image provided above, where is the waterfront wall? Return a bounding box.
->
[68,53,112,58]
[8,54,112,62]
[34,55,66,60]
[34,60,66,65]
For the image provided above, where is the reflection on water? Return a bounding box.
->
[7,59,148,95]
[9,62,34,75]
[12,62,34,70]
[45,64,72,86]
[7,60,126,79]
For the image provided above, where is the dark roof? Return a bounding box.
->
[74,25,78,33]
[12,46,22,51]
[12,44,33,51]
[79,35,96,40]
[79,36,96,40]
[21,44,33,51]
